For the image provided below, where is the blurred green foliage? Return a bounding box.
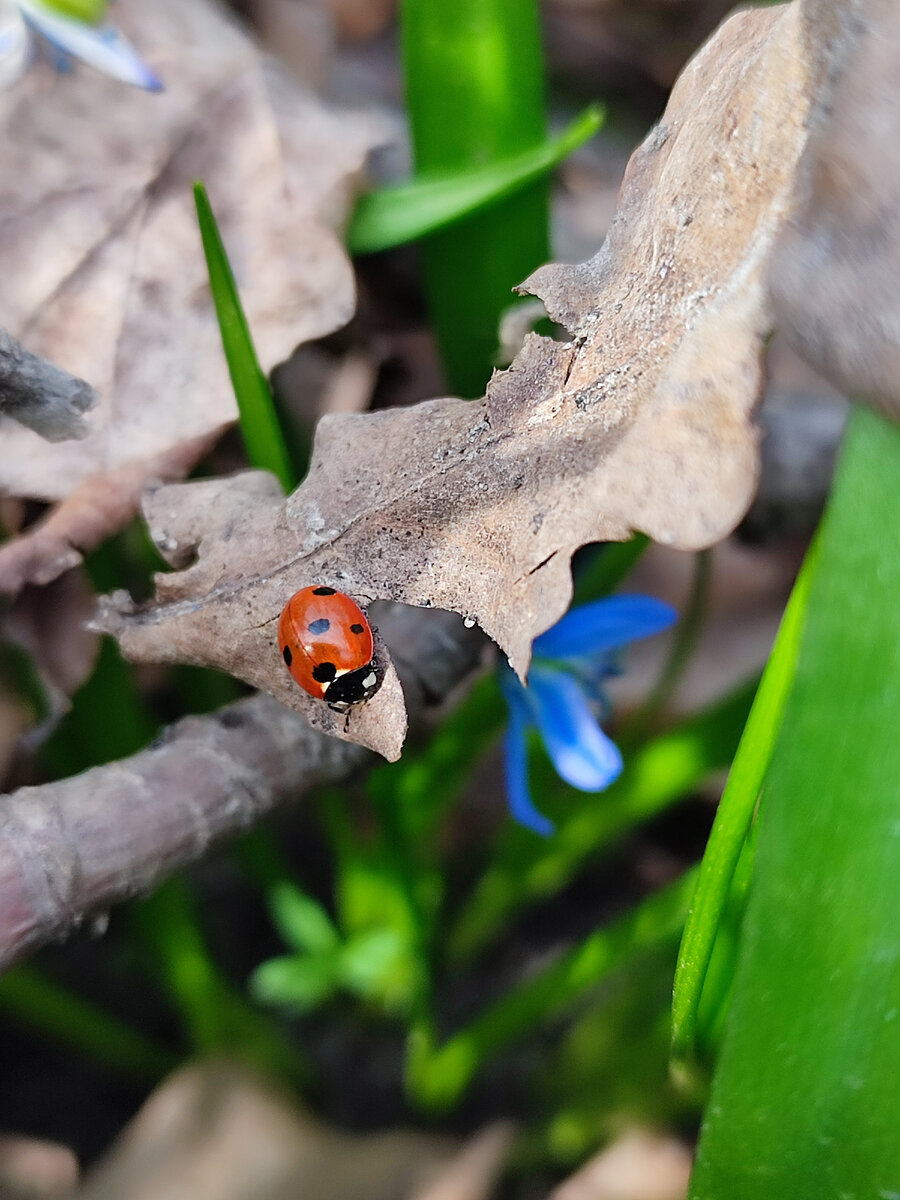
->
[40,0,107,20]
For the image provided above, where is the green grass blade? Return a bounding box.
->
[409,870,695,1111]
[670,537,819,1070]
[0,965,176,1080]
[131,877,309,1087]
[689,405,900,1197]
[193,183,294,492]
[348,106,603,255]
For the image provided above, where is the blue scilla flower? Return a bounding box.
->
[499,594,677,836]
[0,0,161,93]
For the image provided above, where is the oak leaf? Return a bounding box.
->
[101,2,839,759]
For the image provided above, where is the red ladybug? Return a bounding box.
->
[277,586,381,712]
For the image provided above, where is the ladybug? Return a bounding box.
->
[277,586,381,712]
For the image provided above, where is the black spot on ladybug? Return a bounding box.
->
[308,618,330,635]
[312,661,337,684]
[313,586,336,596]
[282,646,293,667]
[350,623,364,635]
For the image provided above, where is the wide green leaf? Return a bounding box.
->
[400,0,551,397]
[689,405,900,1197]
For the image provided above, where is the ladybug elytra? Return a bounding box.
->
[277,586,381,712]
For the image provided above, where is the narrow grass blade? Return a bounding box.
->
[0,965,176,1079]
[130,877,309,1087]
[193,183,294,492]
[348,107,603,255]
[409,870,695,1111]
[689,405,900,1197]
[670,536,819,1070]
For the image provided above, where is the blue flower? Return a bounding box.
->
[1,1,161,93]
[499,594,677,836]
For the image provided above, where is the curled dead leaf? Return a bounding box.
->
[101,3,834,758]
[0,0,384,592]
[549,1129,692,1200]
[0,431,223,595]
[768,0,900,422]
[77,1059,462,1200]
[3,568,99,740]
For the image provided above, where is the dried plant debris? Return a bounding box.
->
[102,3,839,759]
[549,1129,692,1200]
[3,568,100,737]
[77,1060,487,1200]
[768,0,900,423]
[0,328,95,442]
[0,0,383,592]
[0,432,220,594]
[0,1133,79,1200]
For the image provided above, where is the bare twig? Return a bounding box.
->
[0,607,485,971]
[0,329,95,442]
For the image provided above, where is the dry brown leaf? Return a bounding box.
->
[0,1132,79,1199]
[768,0,900,422]
[549,1129,692,1200]
[101,3,831,759]
[0,431,221,594]
[3,567,99,734]
[410,1123,513,1200]
[0,0,382,591]
[78,1059,465,1200]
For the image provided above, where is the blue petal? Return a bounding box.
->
[528,665,623,791]
[20,1,162,90]
[502,698,555,837]
[498,660,537,720]
[533,594,677,661]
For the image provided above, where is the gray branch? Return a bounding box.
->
[0,328,96,441]
[0,605,486,971]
